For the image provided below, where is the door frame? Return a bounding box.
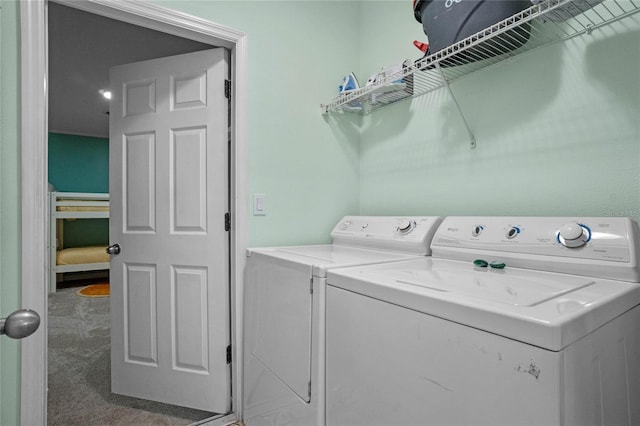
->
[20,1,248,424]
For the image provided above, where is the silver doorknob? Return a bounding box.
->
[1,309,40,339]
[106,244,121,255]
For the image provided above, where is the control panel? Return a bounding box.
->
[431,217,640,282]
[331,216,442,255]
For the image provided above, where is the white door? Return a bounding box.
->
[108,48,231,412]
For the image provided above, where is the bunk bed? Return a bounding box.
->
[49,192,110,292]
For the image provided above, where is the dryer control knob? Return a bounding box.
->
[472,225,484,237]
[396,220,416,235]
[558,222,590,248]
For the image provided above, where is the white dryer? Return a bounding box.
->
[325,216,640,426]
[243,216,442,426]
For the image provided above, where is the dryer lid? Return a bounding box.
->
[249,244,421,277]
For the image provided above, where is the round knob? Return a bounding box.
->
[106,244,121,255]
[397,220,416,235]
[1,309,40,339]
[506,226,520,239]
[557,223,590,248]
[472,225,484,237]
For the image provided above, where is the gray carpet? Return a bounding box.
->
[48,286,216,425]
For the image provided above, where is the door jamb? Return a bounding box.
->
[19,1,248,424]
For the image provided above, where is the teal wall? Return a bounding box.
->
[56,219,109,248]
[356,3,640,224]
[48,132,109,193]
[0,1,21,424]
[48,133,109,248]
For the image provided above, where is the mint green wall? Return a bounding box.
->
[357,3,640,224]
[0,0,21,424]
[154,1,362,247]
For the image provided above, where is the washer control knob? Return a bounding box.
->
[558,222,590,248]
[396,220,416,235]
[472,225,484,237]
[506,226,520,239]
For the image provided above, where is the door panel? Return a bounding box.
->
[124,133,156,232]
[171,127,207,233]
[124,263,157,365]
[109,48,230,413]
[172,265,209,371]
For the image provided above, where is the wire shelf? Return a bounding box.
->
[321,0,640,115]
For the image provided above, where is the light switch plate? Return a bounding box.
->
[253,193,266,216]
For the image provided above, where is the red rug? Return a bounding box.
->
[75,283,110,298]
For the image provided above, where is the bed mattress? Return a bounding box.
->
[57,205,109,212]
[56,246,109,265]
[57,204,109,221]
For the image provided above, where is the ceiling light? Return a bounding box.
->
[99,89,112,100]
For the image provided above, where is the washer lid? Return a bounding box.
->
[392,267,594,307]
[327,258,640,351]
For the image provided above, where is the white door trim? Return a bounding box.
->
[19,1,248,424]
[20,3,48,424]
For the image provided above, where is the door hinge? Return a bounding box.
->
[225,80,231,99]
[310,278,313,294]
[226,345,232,364]
[308,380,312,398]
[225,212,231,231]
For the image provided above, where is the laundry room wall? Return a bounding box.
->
[0,1,21,424]
[356,2,640,224]
[156,0,362,247]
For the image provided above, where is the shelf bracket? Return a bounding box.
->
[436,64,476,149]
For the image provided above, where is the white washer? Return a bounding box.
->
[243,216,442,426]
[326,216,640,426]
